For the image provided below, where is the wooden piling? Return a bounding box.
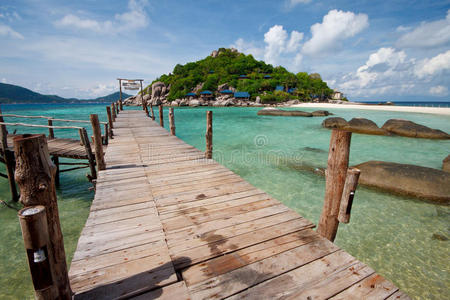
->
[13,134,72,299]
[144,105,149,117]
[103,123,109,145]
[317,129,352,241]
[119,100,123,111]
[48,119,54,139]
[79,128,97,180]
[111,103,116,121]
[0,107,18,202]
[116,101,120,115]
[150,104,155,121]
[106,106,113,137]
[159,105,164,127]
[140,81,144,110]
[338,168,360,224]
[52,156,60,186]
[169,108,175,135]
[205,111,213,159]
[90,114,106,171]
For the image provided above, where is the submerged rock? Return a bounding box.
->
[311,110,332,117]
[354,161,450,204]
[443,155,450,172]
[381,119,450,139]
[432,233,448,241]
[258,108,331,117]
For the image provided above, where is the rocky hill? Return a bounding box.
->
[124,48,336,107]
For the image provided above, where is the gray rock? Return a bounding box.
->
[255,96,261,103]
[258,109,313,117]
[354,161,450,204]
[189,99,201,107]
[347,118,387,135]
[443,155,450,172]
[151,81,165,99]
[381,119,450,139]
[322,117,348,129]
[311,110,332,117]
[179,99,188,106]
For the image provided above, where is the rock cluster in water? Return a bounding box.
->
[257,108,332,117]
[322,117,450,139]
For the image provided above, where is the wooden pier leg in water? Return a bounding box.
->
[0,108,19,202]
[103,123,109,145]
[48,119,54,139]
[317,129,352,242]
[90,114,106,171]
[144,105,149,117]
[169,108,176,135]
[52,156,60,186]
[150,104,155,120]
[13,134,72,299]
[79,128,97,180]
[106,106,114,137]
[338,168,360,224]
[111,103,116,121]
[116,101,120,115]
[119,100,123,111]
[159,105,164,127]
[205,111,213,159]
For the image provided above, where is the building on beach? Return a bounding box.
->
[234,91,250,100]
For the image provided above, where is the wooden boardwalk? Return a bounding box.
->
[69,110,408,299]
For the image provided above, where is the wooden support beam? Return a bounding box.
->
[116,101,120,115]
[52,156,60,186]
[106,106,113,137]
[169,107,176,135]
[150,104,155,121]
[90,114,106,171]
[140,81,144,110]
[48,119,54,139]
[119,100,123,111]
[338,168,360,224]
[79,128,97,180]
[317,129,352,242]
[13,135,72,299]
[144,105,149,117]
[103,123,109,145]
[205,110,213,159]
[111,103,116,122]
[159,105,164,127]
[0,106,18,202]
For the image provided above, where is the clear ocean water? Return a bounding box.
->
[0,104,449,299]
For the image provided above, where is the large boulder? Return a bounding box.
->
[179,99,188,106]
[312,110,332,117]
[381,119,450,139]
[151,81,165,99]
[347,118,387,135]
[443,155,450,172]
[354,161,450,204]
[189,99,201,107]
[322,117,348,129]
[258,108,313,117]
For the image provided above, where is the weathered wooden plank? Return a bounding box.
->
[131,281,191,300]
[330,273,399,300]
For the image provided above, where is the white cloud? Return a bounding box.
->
[429,85,448,96]
[264,25,303,65]
[302,9,369,55]
[87,83,117,97]
[0,23,24,39]
[286,0,312,8]
[1,78,7,83]
[230,38,264,59]
[414,50,450,78]
[55,0,149,34]
[397,10,450,48]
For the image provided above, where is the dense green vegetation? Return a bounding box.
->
[149,48,334,102]
[0,83,130,104]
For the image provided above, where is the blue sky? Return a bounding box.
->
[0,0,449,101]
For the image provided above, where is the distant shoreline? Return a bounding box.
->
[290,103,450,116]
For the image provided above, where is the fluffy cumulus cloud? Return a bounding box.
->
[55,0,149,34]
[0,23,24,39]
[264,25,303,65]
[302,9,369,55]
[337,48,450,97]
[231,38,264,59]
[397,10,450,48]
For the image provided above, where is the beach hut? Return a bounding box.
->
[200,90,214,100]
[208,70,215,74]
[219,89,234,95]
[288,88,297,94]
[185,92,196,99]
[239,75,249,80]
[263,75,272,79]
[275,85,284,91]
[234,91,250,100]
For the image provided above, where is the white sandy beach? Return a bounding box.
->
[291,103,450,116]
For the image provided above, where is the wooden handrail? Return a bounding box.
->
[0,122,83,130]
[0,114,107,125]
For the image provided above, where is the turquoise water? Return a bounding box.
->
[1,104,449,299]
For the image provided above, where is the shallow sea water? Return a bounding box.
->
[0,104,449,299]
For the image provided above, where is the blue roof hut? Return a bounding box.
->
[239,75,249,79]
[219,89,234,94]
[275,85,284,91]
[200,90,214,99]
[234,91,250,100]
[263,75,272,79]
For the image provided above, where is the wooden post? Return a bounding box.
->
[119,100,123,111]
[317,129,352,241]
[111,103,116,121]
[169,108,175,135]
[13,134,72,299]
[90,114,106,171]
[79,128,97,180]
[48,119,54,139]
[159,105,164,127]
[106,106,113,137]
[119,79,122,103]
[338,168,360,224]
[144,105,149,117]
[205,111,213,159]
[103,123,109,145]
[116,101,120,115]
[52,156,60,186]
[140,80,144,110]
[150,104,155,121]
[0,107,19,202]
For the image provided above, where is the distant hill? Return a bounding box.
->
[0,83,131,104]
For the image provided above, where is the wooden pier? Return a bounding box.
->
[68,110,408,299]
